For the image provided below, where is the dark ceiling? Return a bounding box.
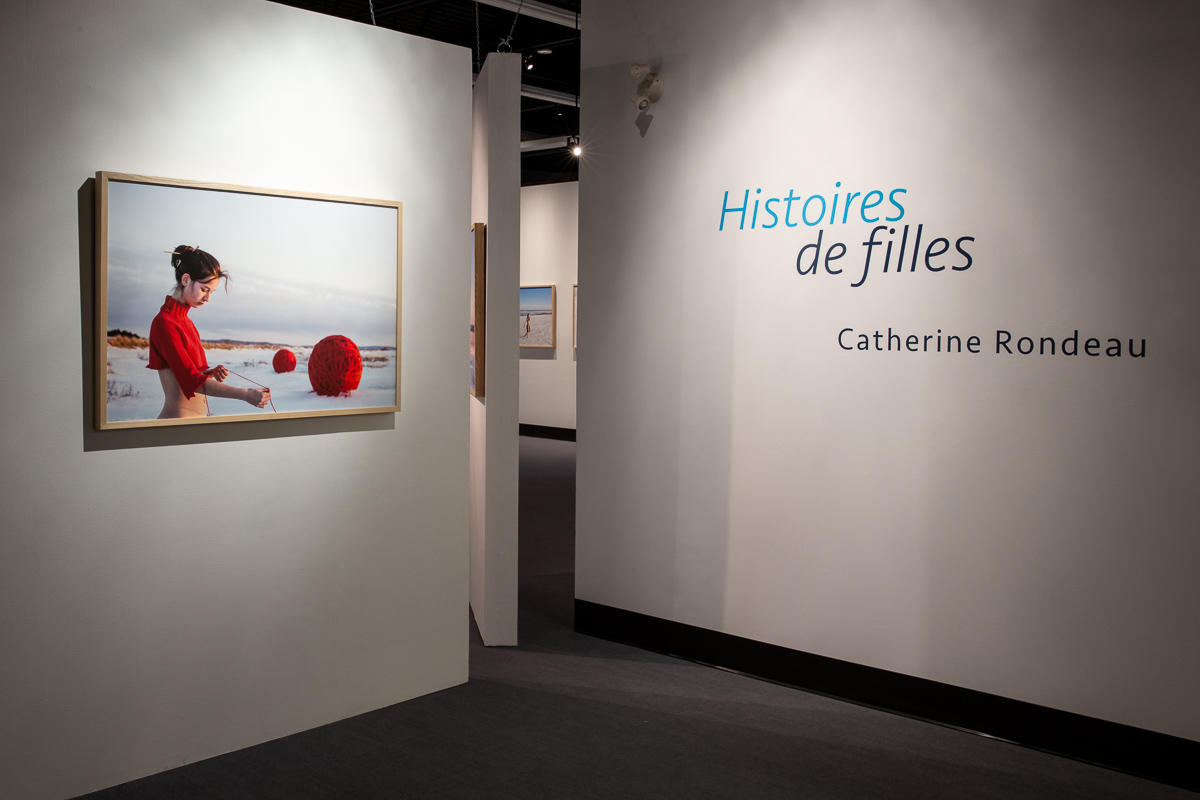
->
[269,0,581,185]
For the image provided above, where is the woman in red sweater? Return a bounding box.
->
[150,245,271,418]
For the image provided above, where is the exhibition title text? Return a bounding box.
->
[717,184,974,288]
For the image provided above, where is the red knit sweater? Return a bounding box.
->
[148,296,209,399]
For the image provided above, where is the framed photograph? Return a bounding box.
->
[470,223,487,398]
[572,283,578,349]
[95,171,402,429]
[519,285,556,349]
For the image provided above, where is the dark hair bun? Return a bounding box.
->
[170,244,197,272]
[170,245,228,288]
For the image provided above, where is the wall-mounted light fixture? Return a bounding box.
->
[567,136,582,156]
[630,64,663,113]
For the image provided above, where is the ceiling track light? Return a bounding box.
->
[567,136,582,157]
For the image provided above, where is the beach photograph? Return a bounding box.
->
[519,285,556,348]
[99,175,400,427]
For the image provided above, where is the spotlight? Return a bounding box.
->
[523,55,534,71]
[537,48,552,55]
[630,63,664,113]
[567,136,582,156]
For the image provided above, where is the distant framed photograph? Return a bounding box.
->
[519,285,556,349]
[95,171,402,429]
[470,223,487,397]
[572,283,578,349]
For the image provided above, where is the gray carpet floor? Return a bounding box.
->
[77,436,1193,799]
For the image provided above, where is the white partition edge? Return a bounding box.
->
[469,53,521,645]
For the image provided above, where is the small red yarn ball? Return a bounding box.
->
[308,335,363,396]
[272,349,297,373]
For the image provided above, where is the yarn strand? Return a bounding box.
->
[227,368,277,413]
[202,368,278,416]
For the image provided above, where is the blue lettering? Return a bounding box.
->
[762,198,780,228]
[802,195,826,226]
[719,190,749,231]
[860,190,884,223]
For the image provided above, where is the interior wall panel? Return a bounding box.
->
[0,2,472,797]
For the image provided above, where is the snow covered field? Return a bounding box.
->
[105,345,397,422]
[518,312,555,347]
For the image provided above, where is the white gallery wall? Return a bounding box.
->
[469,53,521,645]
[576,0,1200,742]
[0,2,471,799]
[520,181,578,429]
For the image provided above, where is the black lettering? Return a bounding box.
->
[909,224,923,272]
[1040,337,1055,355]
[1107,338,1122,357]
[1130,339,1146,358]
[1063,330,1079,356]
[796,229,824,275]
[967,336,980,353]
[824,242,847,274]
[952,236,975,271]
[924,335,933,351]
[1018,336,1034,354]
[1085,338,1101,356]
[858,334,870,351]
[894,225,909,275]
[838,328,854,350]
[889,328,901,351]
[906,335,919,351]
[947,335,961,353]
[854,226,888,288]
[873,331,883,350]
[925,238,950,271]
[997,330,1012,354]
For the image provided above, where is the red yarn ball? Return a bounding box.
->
[272,349,297,373]
[308,335,363,396]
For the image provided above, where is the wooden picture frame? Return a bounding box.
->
[470,223,487,397]
[572,283,578,349]
[95,171,402,429]
[519,285,556,349]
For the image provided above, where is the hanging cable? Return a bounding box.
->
[474,0,481,72]
[497,0,524,52]
[368,0,377,25]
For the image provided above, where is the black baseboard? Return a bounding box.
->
[519,424,576,442]
[574,599,1199,793]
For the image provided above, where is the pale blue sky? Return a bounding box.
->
[106,180,398,347]
[519,286,553,314]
